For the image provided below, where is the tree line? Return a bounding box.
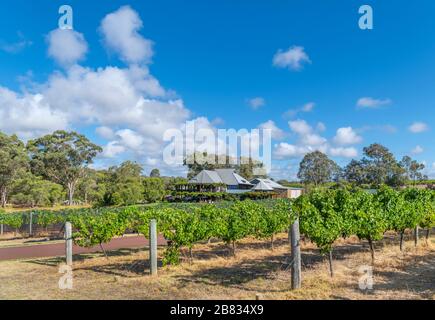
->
[296,143,428,188]
[0,129,431,209]
[0,130,185,208]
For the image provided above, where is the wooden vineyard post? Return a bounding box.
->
[29,212,33,236]
[149,219,158,276]
[0,223,3,236]
[65,222,73,266]
[414,226,419,247]
[290,218,301,289]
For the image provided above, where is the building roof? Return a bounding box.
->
[189,170,223,184]
[189,169,253,186]
[250,178,288,190]
[215,169,253,186]
[251,180,274,191]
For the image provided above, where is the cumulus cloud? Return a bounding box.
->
[301,102,315,112]
[301,133,327,146]
[330,147,358,158]
[100,5,153,64]
[316,122,326,132]
[333,127,363,145]
[47,29,88,66]
[0,32,32,54]
[273,46,311,71]
[0,7,201,176]
[274,143,310,159]
[288,119,312,135]
[7,62,190,158]
[408,122,429,133]
[356,97,391,109]
[283,102,315,119]
[247,97,265,110]
[411,145,424,154]
[115,129,144,150]
[102,141,126,158]
[0,86,68,139]
[288,120,326,146]
[258,120,286,140]
[273,120,358,160]
[95,126,115,140]
[422,162,435,179]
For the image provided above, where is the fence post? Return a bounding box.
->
[29,212,33,236]
[65,222,72,266]
[149,219,157,276]
[0,223,3,236]
[414,226,419,247]
[290,218,301,290]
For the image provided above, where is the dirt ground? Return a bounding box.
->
[0,234,433,300]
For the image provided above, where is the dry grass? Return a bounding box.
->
[0,234,433,300]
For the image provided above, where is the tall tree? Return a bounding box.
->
[399,156,426,185]
[0,133,28,207]
[143,177,166,203]
[343,159,367,185]
[297,151,340,186]
[27,131,102,206]
[111,161,143,178]
[10,173,64,207]
[100,161,143,206]
[76,168,106,204]
[361,143,404,187]
[150,168,161,177]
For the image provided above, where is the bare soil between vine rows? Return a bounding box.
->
[0,234,433,300]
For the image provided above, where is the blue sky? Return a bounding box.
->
[0,0,434,179]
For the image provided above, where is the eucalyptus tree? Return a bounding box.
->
[399,156,426,185]
[0,132,28,207]
[297,151,340,186]
[361,144,404,187]
[27,131,102,206]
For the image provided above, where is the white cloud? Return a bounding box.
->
[283,102,315,119]
[0,8,194,172]
[408,122,429,133]
[247,97,265,110]
[95,126,115,140]
[411,145,424,154]
[333,127,363,145]
[47,29,88,66]
[273,143,310,159]
[258,120,286,140]
[288,119,312,135]
[289,120,326,146]
[273,46,311,71]
[330,147,358,158]
[301,133,327,146]
[102,141,126,158]
[301,102,315,112]
[1,40,32,54]
[273,120,357,160]
[0,87,68,139]
[100,5,153,64]
[115,129,144,150]
[316,122,326,132]
[356,97,391,109]
[423,162,435,179]
[1,6,217,176]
